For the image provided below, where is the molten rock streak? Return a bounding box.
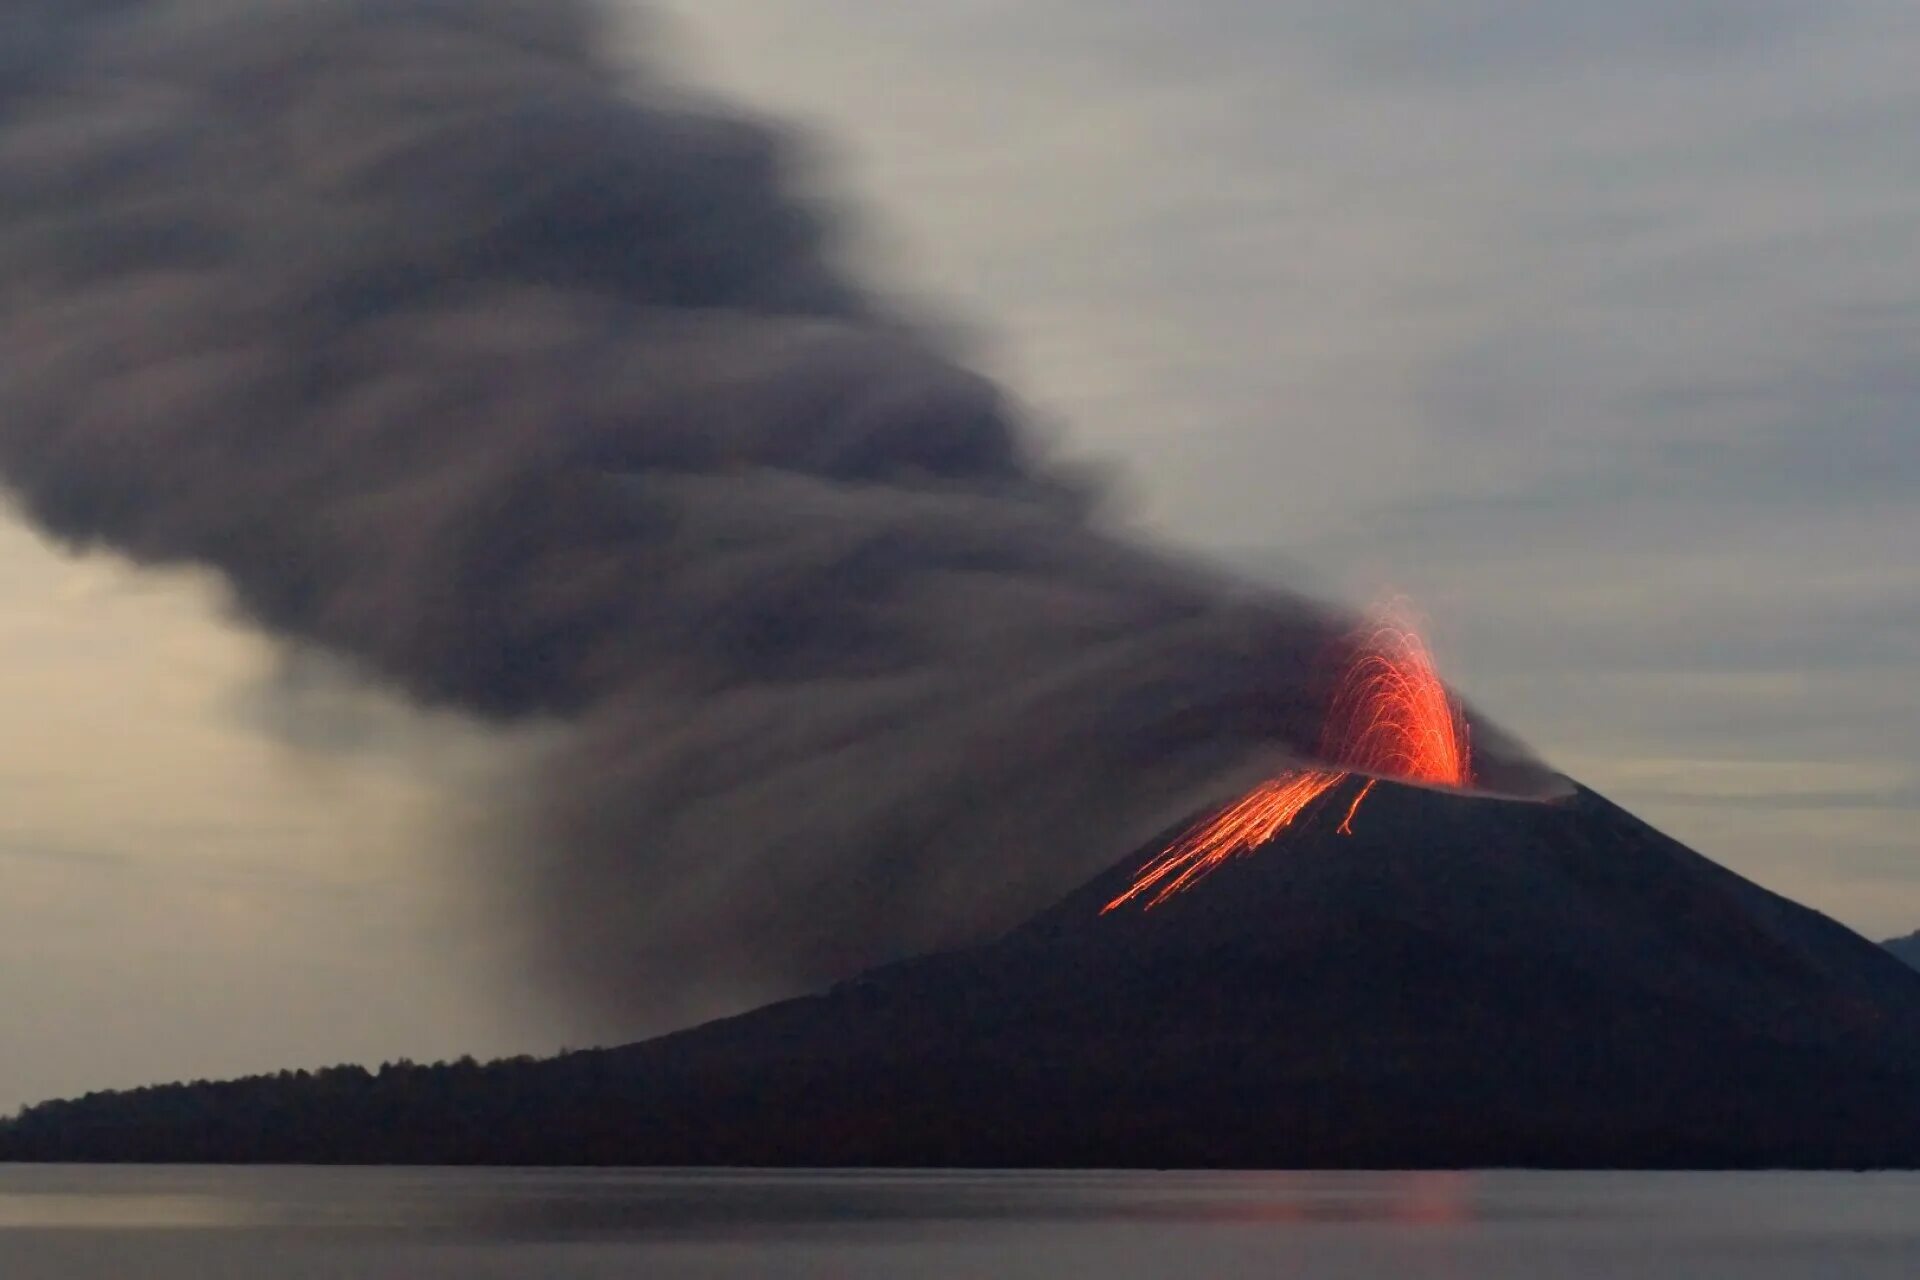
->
[1320,618,1471,786]
[1105,612,1472,913]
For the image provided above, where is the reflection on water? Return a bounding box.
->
[6,1167,1491,1235]
[1,1166,1918,1278]
[1185,1171,1476,1226]
[0,1193,261,1230]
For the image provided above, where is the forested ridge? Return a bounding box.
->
[0,1052,652,1164]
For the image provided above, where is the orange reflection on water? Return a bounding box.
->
[1180,1172,1478,1228]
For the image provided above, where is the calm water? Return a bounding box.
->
[2,1166,1918,1278]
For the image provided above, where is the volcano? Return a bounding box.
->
[552,777,1920,1168]
[12,774,1919,1168]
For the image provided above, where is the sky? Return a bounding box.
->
[4,0,1919,1112]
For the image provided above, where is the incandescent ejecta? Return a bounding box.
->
[1106,607,1478,914]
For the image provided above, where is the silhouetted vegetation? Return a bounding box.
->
[0,1054,620,1165]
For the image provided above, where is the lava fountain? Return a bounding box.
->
[1319,617,1471,787]
[1102,606,1473,913]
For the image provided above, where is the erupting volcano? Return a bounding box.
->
[15,626,1920,1170]
[1106,607,1474,913]
[10,0,1920,1179]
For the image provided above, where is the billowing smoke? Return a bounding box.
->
[0,0,1552,1025]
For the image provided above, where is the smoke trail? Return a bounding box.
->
[0,0,1553,1024]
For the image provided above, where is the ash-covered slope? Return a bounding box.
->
[8,780,1920,1167]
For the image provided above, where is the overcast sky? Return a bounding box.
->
[4,0,1918,1112]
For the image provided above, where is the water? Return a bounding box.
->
[2,1166,1918,1277]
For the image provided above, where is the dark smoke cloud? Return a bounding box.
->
[0,0,1554,1024]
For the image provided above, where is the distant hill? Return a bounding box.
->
[1886,932,1920,971]
[8,779,1920,1168]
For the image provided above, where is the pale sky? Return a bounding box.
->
[5,0,1919,1112]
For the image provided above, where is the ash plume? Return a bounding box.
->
[0,0,1554,1024]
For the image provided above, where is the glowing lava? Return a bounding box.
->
[1102,605,1473,914]
[1101,768,1349,913]
[1318,618,1470,786]
[1336,778,1377,837]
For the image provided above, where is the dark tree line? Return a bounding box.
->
[0,1051,655,1164]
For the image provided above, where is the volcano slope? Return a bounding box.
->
[8,779,1920,1167]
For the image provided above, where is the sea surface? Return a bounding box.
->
[2,1165,1918,1277]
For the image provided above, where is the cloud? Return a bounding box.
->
[1285,1,1818,83]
